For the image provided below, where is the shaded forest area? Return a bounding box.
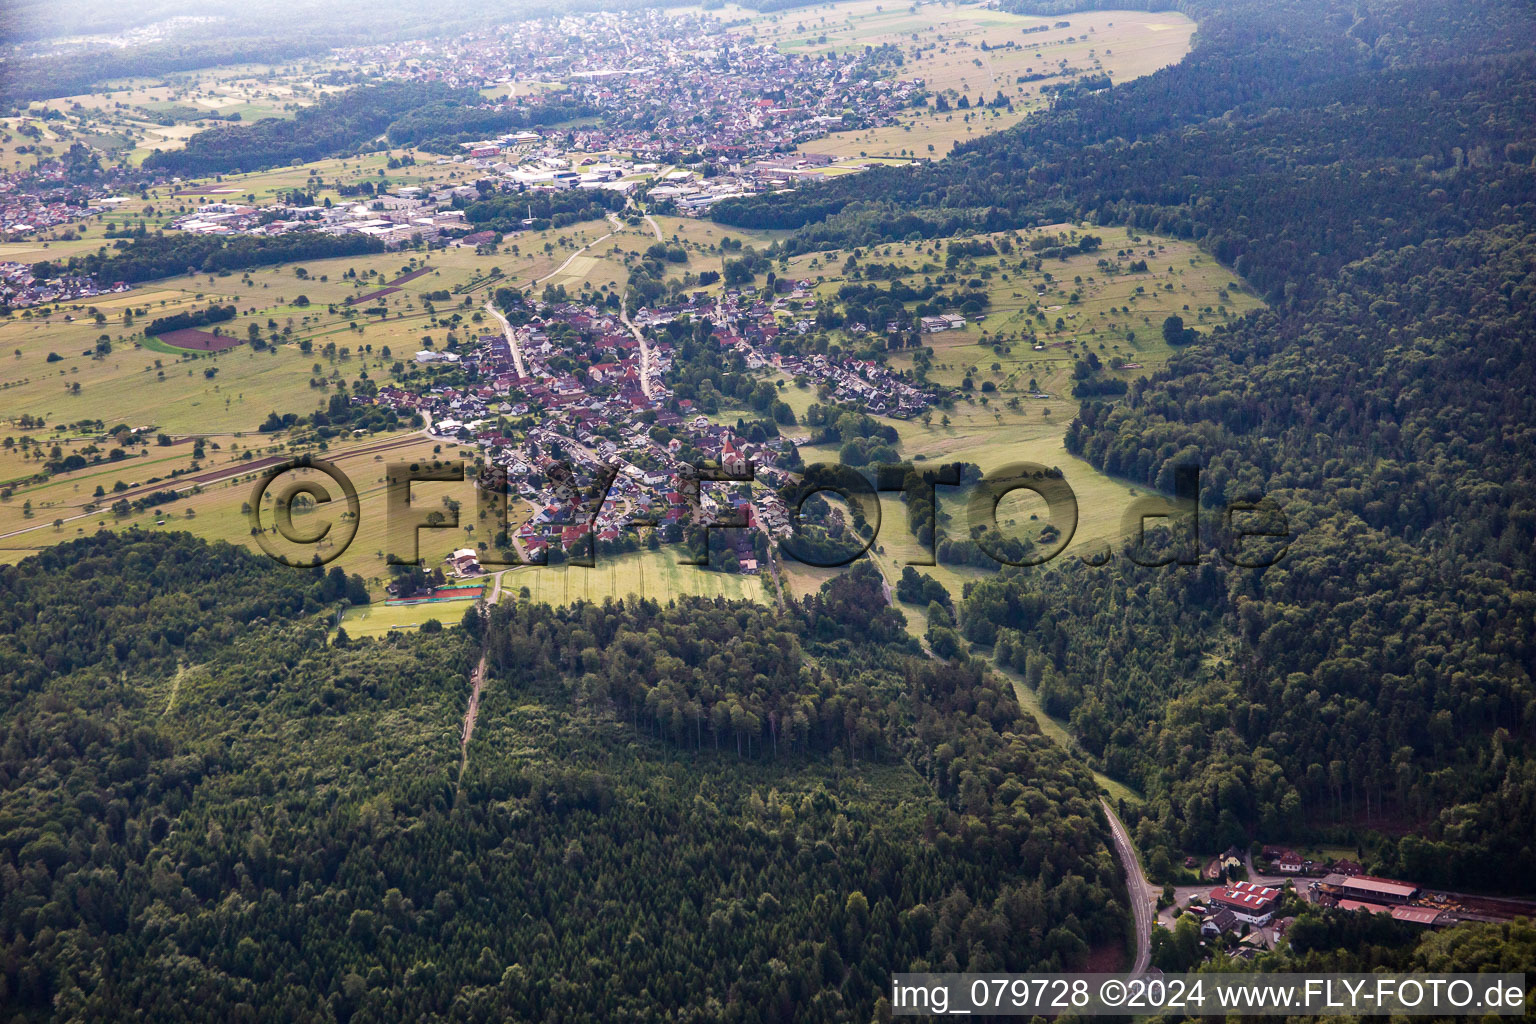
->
[717,0,1536,891]
[33,231,386,285]
[138,80,604,176]
[142,83,467,177]
[0,536,1127,1021]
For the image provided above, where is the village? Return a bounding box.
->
[0,161,131,243]
[1151,843,1536,968]
[0,259,130,309]
[374,276,942,581]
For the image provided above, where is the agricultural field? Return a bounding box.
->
[531,212,791,297]
[725,1,1195,160]
[768,222,1262,605]
[500,548,767,607]
[340,548,770,636]
[780,395,1151,604]
[2,183,1252,616]
[0,429,478,586]
[0,216,623,432]
[21,61,348,167]
[770,221,1262,398]
[337,594,480,637]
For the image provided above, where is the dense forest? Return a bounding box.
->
[716,0,1536,891]
[138,82,600,176]
[0,535,1128,1021]
[384,97,598,153]
[142,83,470,177]
[145,303,237,336]
[463,187,627,233]
[32,231,386,285]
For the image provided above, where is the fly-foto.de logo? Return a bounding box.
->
[246,457,1290,570]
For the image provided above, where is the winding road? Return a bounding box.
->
[527,212,626,288]
[879,563,1153,976]
[1102,796,1155,976]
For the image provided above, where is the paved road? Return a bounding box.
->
[530,213,624,287]
[483,300,527,378]
[1102,797,1154,976]
[619,293,656,399]
[877,570,1152,975]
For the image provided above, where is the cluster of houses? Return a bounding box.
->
[0,260,129,309]
[1180,870,1454,957]
[781,353,932,418]
[335,8,923,179]
[702,284,940,419]
[1256,844,1349,876]
[372,276,941,569]
[0,170,118,241]
[1186,845,1459,943]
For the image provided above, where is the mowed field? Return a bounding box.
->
[770,221,1262,399]
[340,550,768,636]
[778,399,1149,604]
[532,211,791,296]
[504,549,766,607]
[4,212,1253,611]
[770,223,1262,604]
[0,430,481,586]
[26,60,348,167]
[725,1,1195,159]
[1,151,717,599]
[0,214,628,440]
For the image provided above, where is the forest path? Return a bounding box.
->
[164,663,188,714]
[457,653,488,792]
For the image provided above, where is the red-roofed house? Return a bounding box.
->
[1208,882,1282,925]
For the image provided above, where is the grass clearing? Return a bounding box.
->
[501,548,768,607]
